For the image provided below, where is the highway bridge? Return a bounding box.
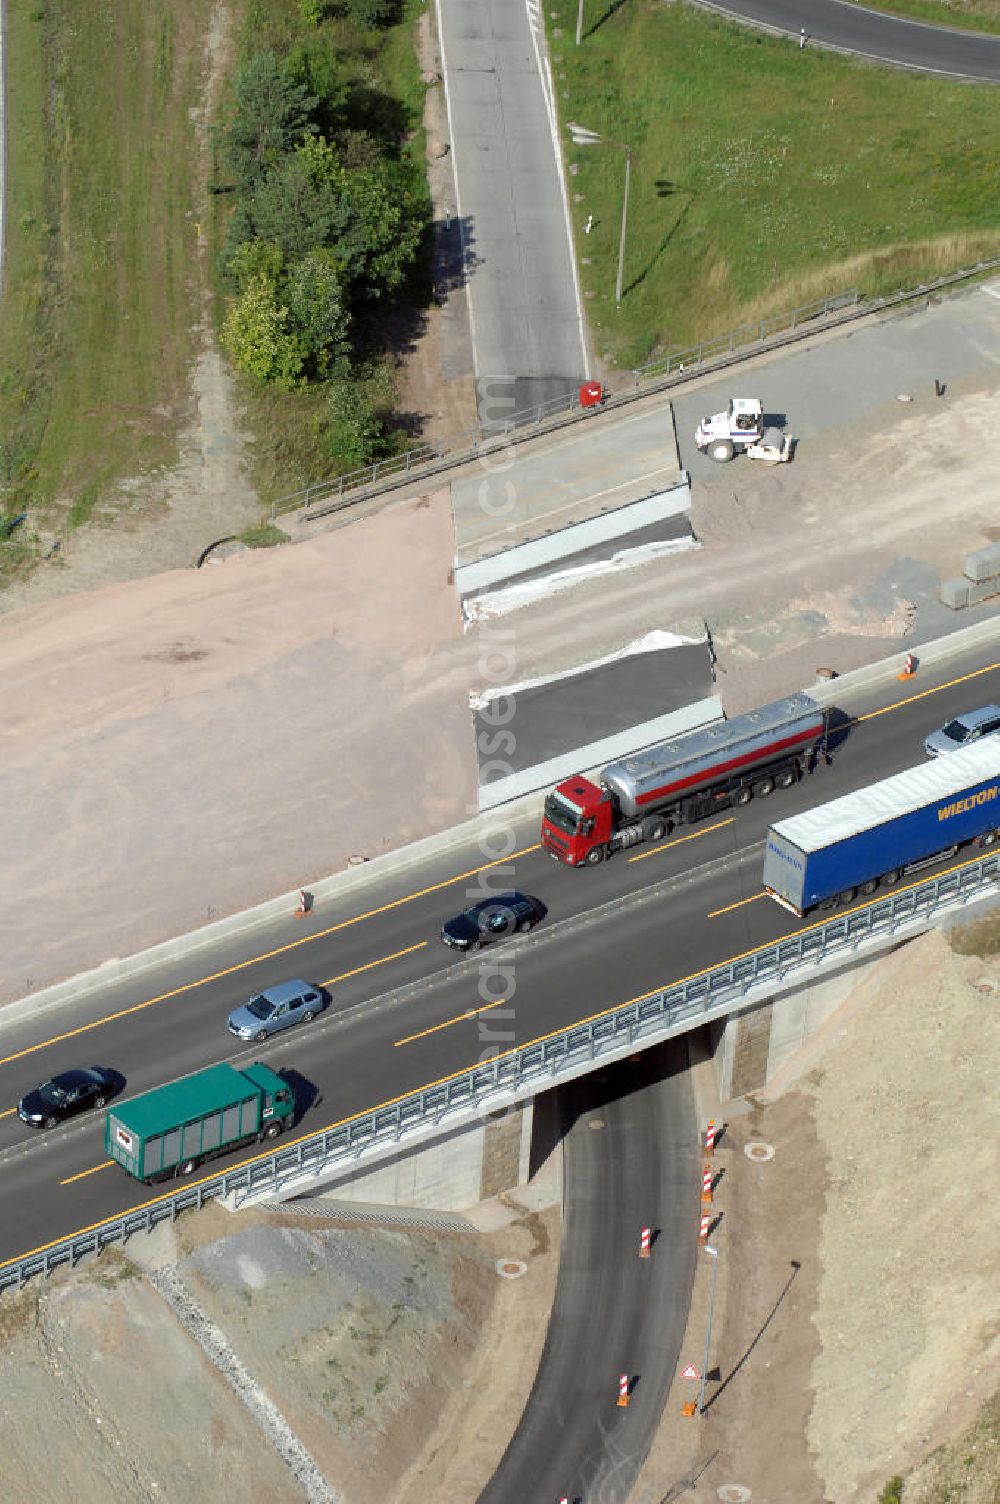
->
[0,630,997,1276]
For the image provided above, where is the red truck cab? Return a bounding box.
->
[541,776,614,865]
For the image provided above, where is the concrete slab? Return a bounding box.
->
[452,401,681,563]
[455,479,691,595]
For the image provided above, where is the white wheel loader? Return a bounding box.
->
[694,397,792,464]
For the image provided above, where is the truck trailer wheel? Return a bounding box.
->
[584,846,605,866]
[177,1158,199,1177]
[709,439,734,462]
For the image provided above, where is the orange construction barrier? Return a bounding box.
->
[704,1119,717,1157]
[639,1225,652,1259]
[701,1166,713,1206]
[617,1373,630,1408]
[699,1213,710,1241]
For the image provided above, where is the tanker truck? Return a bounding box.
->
[763,737,1000,917]
[541,692,827,867]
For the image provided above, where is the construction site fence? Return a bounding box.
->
[2,852,996,1295]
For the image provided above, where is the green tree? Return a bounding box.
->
[333,157,424,299]
[236,144,347,264]
[343,0,402,28]
[222,277,304,389]
[226,238,285,292]
[324,375,387,469]
[221,50,318,190]
[233,139,424,303]
[284,249,351,379]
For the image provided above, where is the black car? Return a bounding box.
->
[17,1067,117,1129]
[440,891,545,951]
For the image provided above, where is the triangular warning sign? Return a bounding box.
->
[680,1363,700,1380]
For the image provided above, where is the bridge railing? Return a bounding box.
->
[268,252,1000,525]
[2,854,996,1294]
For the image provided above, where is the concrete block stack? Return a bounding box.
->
[940,542,1000,610]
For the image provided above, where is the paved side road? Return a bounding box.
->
[436,0,589,414]
[479,1042,699,1504]
[696,0,1000,81]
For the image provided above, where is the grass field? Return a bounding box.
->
[550,3,1000,368]
[0,0,211,580]
[860,0,1000,34]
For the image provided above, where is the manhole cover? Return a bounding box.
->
[495,1259,527,1279]
[717,1486,752,1503]
[588,1118,606,1131]
[744,1141,775,1162]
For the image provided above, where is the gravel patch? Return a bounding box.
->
[149,1263,340,1504]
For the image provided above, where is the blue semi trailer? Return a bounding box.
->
[763,739,1000,917]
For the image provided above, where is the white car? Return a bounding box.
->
[924,704,1000,758]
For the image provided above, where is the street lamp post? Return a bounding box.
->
[698,1244,719,1415]
[615,145,631,307]
[576,0,584,46]
[567,123,631,306]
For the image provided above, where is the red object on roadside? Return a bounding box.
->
[580,380,604,407]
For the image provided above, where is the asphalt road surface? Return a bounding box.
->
[436,0,588,414]
[698,0,1000,81]
[479,1044,698,1504]
[0,643,998,1270]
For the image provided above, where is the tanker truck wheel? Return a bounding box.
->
[642,817,668,842]
[584,846,605,866]
[754,777,774,798]
[732,786,752,807]
[774,769,795,790]
[709,439,734,462]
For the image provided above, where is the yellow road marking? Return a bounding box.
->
[854,660,1000,724]
[708,892,766,918]
[321,941,427,989]
[60,1162,114,1186]
[395,999,508,1047]
[0,1108,15,1121]
[3,842,986,1274]
[627,817,736,863]
[0,849,540,1070]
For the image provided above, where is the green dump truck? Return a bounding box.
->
[106,1061,295,1184]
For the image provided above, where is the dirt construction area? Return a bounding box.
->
[0,928,996,1503]
[1,342,999,1002]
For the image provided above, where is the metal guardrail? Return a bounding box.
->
[630,290,861,381]
[268,252,1000,524]
[2,854,996,1295]
[268,287,860,522]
